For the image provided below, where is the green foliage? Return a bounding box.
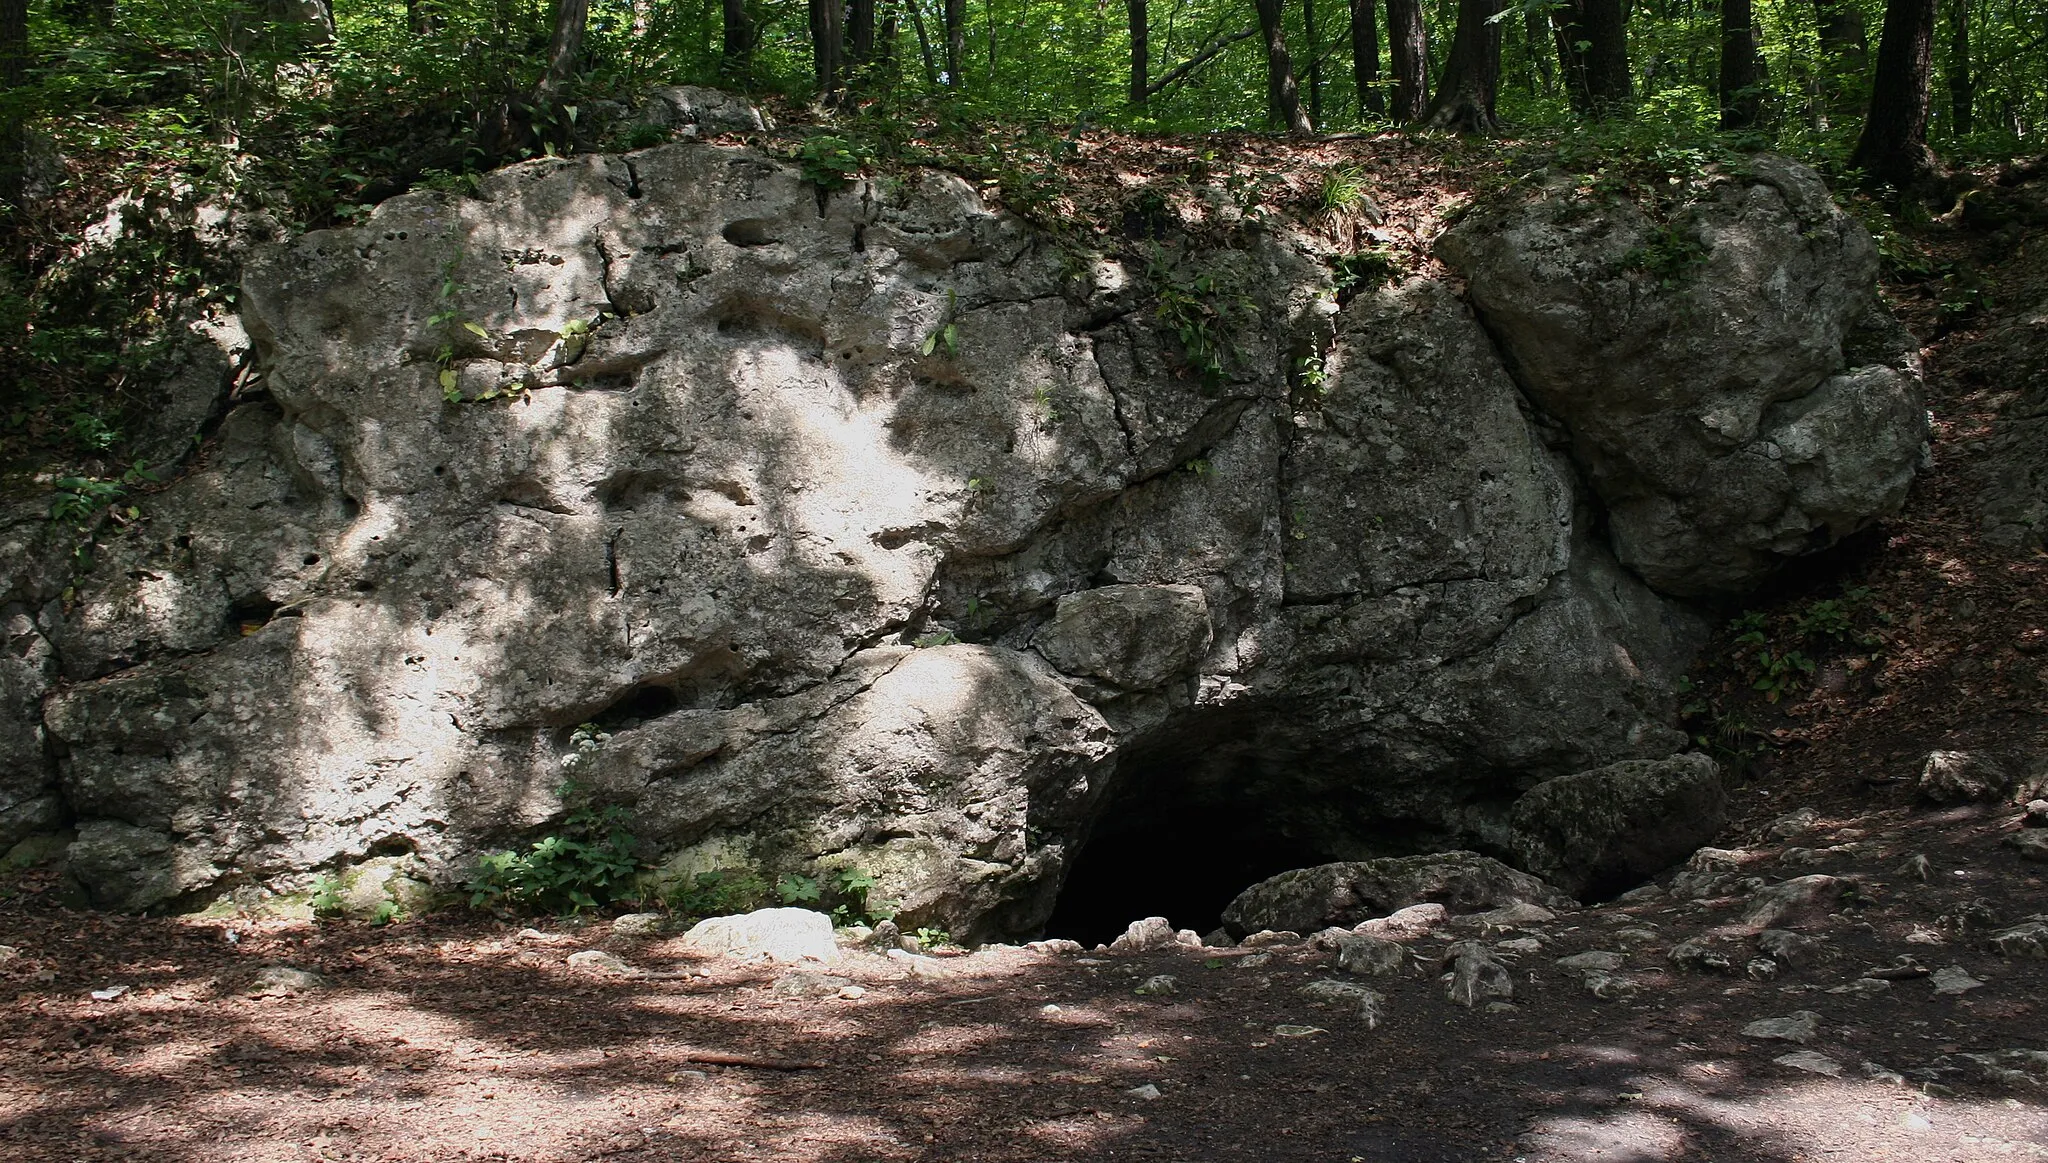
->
[465,780,642,915]
[1623,221,1711,289]
[1330,249,1401,299]
[796,134,870,190]
[1316,165,1372,216]
[660,868,771,919]
[310,873,346,918]
[913,925,956,950]
[1144,246,1251,388]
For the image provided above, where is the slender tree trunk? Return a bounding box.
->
[1253,0,1316,133]
[1130,0,1150,107]
[849,0,876,73]
[1850,0,1942,186]
[944,0,965,87]
[539,0,590,97]
[1552,1,1592,109]
[1718,0,1766,129]
[1422,0,1501,132]
[1352,0,1383,114]
[1,0,25,208]
[909,0,940,87]
[1810,0,1866,119]
[1944,0,1971,135]
[1525,6,1552,94]
[723,0,757,69]
[1303,0,1323,126]
[1580,0,1631,109]
[811,0,846,97]
[1383,0,1428,120]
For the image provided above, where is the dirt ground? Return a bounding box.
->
[6,152,2048,1163]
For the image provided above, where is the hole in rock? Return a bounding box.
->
[721,219,778,247]
[1043,747,1343,947]
[588,683,680,730]
[226,595,282,634]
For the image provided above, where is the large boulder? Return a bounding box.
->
[5,134,1912,937]
[1439,156,1929,595]
[1507,752,1727,899]
[1220,852,1570,937]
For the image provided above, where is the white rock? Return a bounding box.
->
[1555,950,1625,972]
[1126,1083,1162,1101]
[1109,917,1178,953]
[1241,929,1303,949]
[1356,902,1449,940]
[1495,937,1545,955]
[566,950,633,974]
[1929,965,1985,996]
[1741,1011,1821,1044]
[1335,933,1407,976]
[1583,970,1637,1000]
[610,912,666,938]
[1134,974,1179,996]
[679,908,837,963]
[770,971,853,998]
[250,965,328,993]
[1774,1051,1843,1077]
[1989,922,2048,958]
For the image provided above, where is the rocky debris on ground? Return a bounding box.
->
[1298,979,1388,1027]
[1667,846,1769,900]
[1223,853,1569,937]
[249,965,327,994]
[1775,1050,1846,1077]
[1124,1083,1162,1101]
[1333,933,1406,976]
[2025,799,2048,826]
[678,908,837,963]
[1354,903,1448,940]
[609,913,666,939]
[1737,874,1844,932]
[2009,831,2048,861]
[1989,921,2048,957]
[1768,808,1820,837]
[1918,749,2015,803]
[768,971,855,998]
[1930,965,1986,996]
[1554,950,1625,972]
[1669,937,1736,974]
[1107,917,1200,953]
[1239,930,1303,949]
[1440,940,1515,1007]
[566,950,634,974]
[1133,974,1179,996]
[1507,753,1727,899]
[1742,1011,1821,1043]
[1756,929,1825,968]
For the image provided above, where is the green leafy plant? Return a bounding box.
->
[776,872,823,904]
[920,289,961,357]
[1316,164,1372,216]
[1623,221,1710,289]
[1331,250,1401,299]
[797,134,869,190]
[913,925,956,950]
[310,873,345,918]
[466,779,641,915]
[661,869,770,920]
[1145,246,1251,387]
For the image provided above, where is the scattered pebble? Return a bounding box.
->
[89,986,129,1002]
[566,950,633,975]
[1774,1051,1844,1077]
[1554,950,1625,972]
[1134,974,1179,996]
[1929,965,1985,996]
[1741,1011,1821,1044]
[250,966,327,994]
[1126,1083,1162,1101]
[1273,1024,1326,1038]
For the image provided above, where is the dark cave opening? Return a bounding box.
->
[1041,746,1345,947]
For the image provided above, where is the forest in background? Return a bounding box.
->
[0,0,2042,500]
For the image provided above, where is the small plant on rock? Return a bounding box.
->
[466,779,641,915]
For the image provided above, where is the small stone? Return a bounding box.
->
[2008,831,2048,862]
[1237,951,1273,969]
[1442,941,1514,1007]
[1988,922,2048,958]
[1768,808,1819,838]
[1897,854,1932,882]
[1027,938,1084,955]
[1495,936,1545,955]
[1356,903,1449,940]
[1904,925,1945,945]
[1126,1083,1162,1101]
[679,908,837,963]
[1041,1004,1061,1014]
[1774,1051,1844,1077]
[769,971,853,998]
[1741,1011,1821,1044]
[1464,902,1557,932]
[1300,978,1379,1003]
[1745,958,1779,982]
[1310,927,1354,950]
[1612,927,1662,948]
[1335,933,1406,977]
[1863,955,1929,980]
[1174,929,1203,948]
[89,986,129,1001]
[1555,950,1625,972]
[610,912,665,938]
[1669,938,1734,974]
[1825,977,1891,996]
[1110,917,1179,953]
[250,966,328,994]
[1201,929,1236,947]
[1611,883,1666,905]
[1582,970,1637,1000]
[1240,930,1303,949]
[1929,965,1985,996]
[837,985,866,999]
[0,945,18,963]
[566,950,633,975]
[1134,974,1179,996]
[1919,750,2013,804]
[1860,1061,1907,1085]
[1778,847,1823,867]
[1273,1024,1326,1037]
[1739,875,1842,932]
[2025,800,2048,826]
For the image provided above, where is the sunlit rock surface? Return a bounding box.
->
[4,137,1923,934]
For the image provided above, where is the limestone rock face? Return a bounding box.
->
[1508,753,1728,899]
[2,133,1919,936]
[1439,156,1929,595]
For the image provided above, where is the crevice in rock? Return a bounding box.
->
[586,681,681,731]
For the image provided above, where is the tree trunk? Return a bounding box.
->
[1850,0,1942,186]
[909,0,940,87]
[1129,0,1149,107]
[1580,0,1630,109]
[1718,0,1766,129]
[849,0,876,74]
[723,0,757,69]
[1944,0,1971,136]
[1525,5,1552,94]
[1551,1,1592,110]
[1352,0,1383,114]
[944,0,965,87]
[539,0,590,97]
[1253,0,1316,133]
[811,0,845,97]
[1811,0,1867,118]
[1421,0,1501,133]
[1303,0,1323,126]
[1,0,24,207]
[1383,0,1428,120]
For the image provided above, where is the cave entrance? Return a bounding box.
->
[1041,739,1344,947]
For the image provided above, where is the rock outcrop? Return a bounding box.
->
[1439,156,1929,596]
[0,125,1927,936]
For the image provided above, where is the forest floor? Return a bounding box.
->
[5,145,2048,1162]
